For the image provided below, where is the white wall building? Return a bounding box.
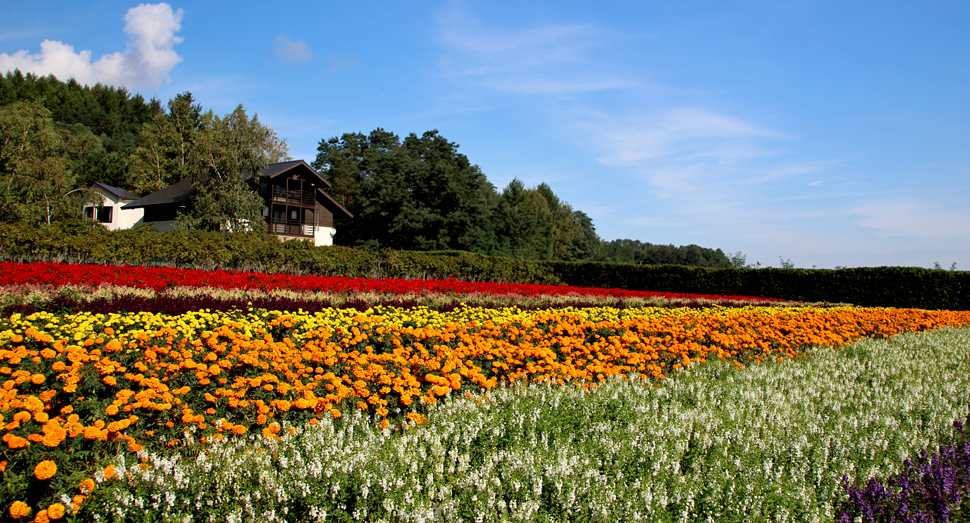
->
[81,183,144,231]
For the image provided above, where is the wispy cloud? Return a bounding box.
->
[273,34,313,64]
[0,3,183,89]
[435,3,637,96]
[582,107,788,166]
[849,199,970,239]
[324,53,358,74]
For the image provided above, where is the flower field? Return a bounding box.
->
[1,262,970,522]
[0,261,778,302]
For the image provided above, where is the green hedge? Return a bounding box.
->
[0,222,966,309]
[0,222,563,285]
[542,260,969,310]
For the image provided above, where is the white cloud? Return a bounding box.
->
[273,35,313,64]
[0,3,183,90]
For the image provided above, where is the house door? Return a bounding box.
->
[303,208,314,237]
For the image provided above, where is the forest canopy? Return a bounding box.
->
[0,70,733,267]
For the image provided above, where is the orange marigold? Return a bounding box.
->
[34,460,56,481]
[46,503,65,520]
[8,501,30,519]
[102,465,115,480]
[78,478,95,494]
[33,509,50,523]
[5,435,28,449]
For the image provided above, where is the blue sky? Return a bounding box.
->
[3,1,968,269]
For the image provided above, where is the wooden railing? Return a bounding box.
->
[263,186,315,206]
[267,219,314,237]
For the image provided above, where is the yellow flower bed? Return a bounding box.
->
[2,304,970,518]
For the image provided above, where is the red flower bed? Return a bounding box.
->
[0,261,779,302]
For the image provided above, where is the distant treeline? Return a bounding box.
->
[0,70,732,267]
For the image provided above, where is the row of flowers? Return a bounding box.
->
[838,419,970,522]
[3,304,970,518]
[0,261,779,302]
[0,284,808,317]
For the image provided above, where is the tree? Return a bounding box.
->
[129,92,202,193]
[314,129,497,253]
[727,250,747,269]
[176,105,289,232]
[494,179,543,258]
[399,130,496,252]
[0,101,76,224]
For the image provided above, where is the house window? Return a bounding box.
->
[85,206,112,223]
[290,209,298,221]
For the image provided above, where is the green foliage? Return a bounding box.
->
[598,238,731,268]
[0,101,78,224]
[0,70,162,178]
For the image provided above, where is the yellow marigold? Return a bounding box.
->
[9,501,30,519]
[34,460,56,481]
[33,508,50,523]
[46,503,64,520]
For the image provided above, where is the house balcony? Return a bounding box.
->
[267,219,314,237]
[263,185,315,206]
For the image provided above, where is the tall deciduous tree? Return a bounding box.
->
[176,105,289,232]
[0,101,76,224]
[129,92,201,193]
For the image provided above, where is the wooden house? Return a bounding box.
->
[120,160,352,246]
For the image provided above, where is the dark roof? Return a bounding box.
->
[121,177,198,209]
[317,188,354,219]
[120,161,351,218]
[257,160,331,188]
[92,182,140,201]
